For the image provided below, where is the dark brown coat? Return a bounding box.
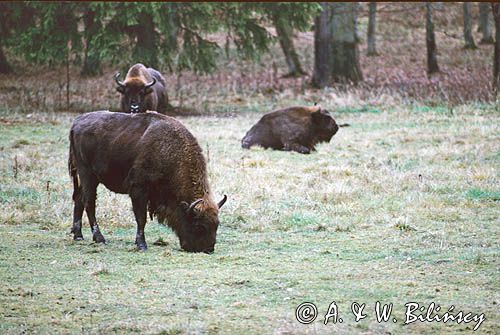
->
[68,111,227,252]
[115,63,169,114]
[241,106,339,154]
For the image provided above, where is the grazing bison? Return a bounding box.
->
[114,63,169,114]
[241,105,339,154]
[68,111,227,253]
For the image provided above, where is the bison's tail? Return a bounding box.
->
[147,201,156,221]
[68,130,80,199]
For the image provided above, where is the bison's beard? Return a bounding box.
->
[148,202,183,236]
[148,203,166,224]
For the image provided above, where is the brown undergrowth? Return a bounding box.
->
[0,3,496,117]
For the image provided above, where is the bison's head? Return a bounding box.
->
[312,109,339,143]
[178,195,227,253]
[114,73,156,113]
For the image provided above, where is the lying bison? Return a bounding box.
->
[241,105,339,154]
[114,63,169,114]
[69,111,227,253]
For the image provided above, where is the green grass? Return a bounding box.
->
[465,188,500,202]
[0,104,499,334]
[335,105,382,114]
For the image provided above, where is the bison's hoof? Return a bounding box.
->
[73,235,84,241]
[136,243,148,251]
[93,232,106,244]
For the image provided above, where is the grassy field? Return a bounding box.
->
[0,102,498,334]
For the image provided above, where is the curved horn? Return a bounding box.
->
[144,77,156,89]
[114,72,125,87]
[187,199,203,216]
[217,195,227,209]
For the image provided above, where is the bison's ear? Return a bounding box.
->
[181,199,203,217]
[180,201,195,218]
[180,201,190,211]
[116,86,125,94]
[143,78,156,95]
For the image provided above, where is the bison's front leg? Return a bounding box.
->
[131,195,148,251]
[283,142,311,154]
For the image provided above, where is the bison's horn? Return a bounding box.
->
[114,72,125,87]
[217,195,227,209]
[144,77,156,89]
[187,199,203,216]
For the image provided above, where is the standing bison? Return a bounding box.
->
[114,63,169,114]
[69,111,227,253]
[241,105,339,154]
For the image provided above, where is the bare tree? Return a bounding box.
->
[478,3,494,44]
[272,14,306,77]
[312,2,333,88]
[0,40,11,74]
[463,3,477,49]
[0,3,13,74]
[331,2,363,83]
[493,3,500,97]
[312,2,363,87]
[426,3,439,74]
[133,11,158,68]
[81,8,103,76]
[367,2,378,56]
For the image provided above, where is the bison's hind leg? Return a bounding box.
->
[130,186,149,251]
[71,186,84,241]
[79,168,106,244]
[70,163,84,240]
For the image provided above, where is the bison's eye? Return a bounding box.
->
[192,224,207,236]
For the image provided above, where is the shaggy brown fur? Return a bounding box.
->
[68,111,227,252]
[115,63,169,114]
[241,105,339,154]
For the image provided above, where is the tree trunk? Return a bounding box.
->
[272,13,305,77]
[66,50,70,110]
[426,3,439,75]
[330,2,363,83]
[0,2,12,74]
[166,8,179,50]
[367,2,378,56]
[463,3,477,49]
[493,4,500,97]
[81,9,103,77]
[134,11,158,68]
[312,3,333,88]
[0,42,12,74]
[479,3,494,44]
